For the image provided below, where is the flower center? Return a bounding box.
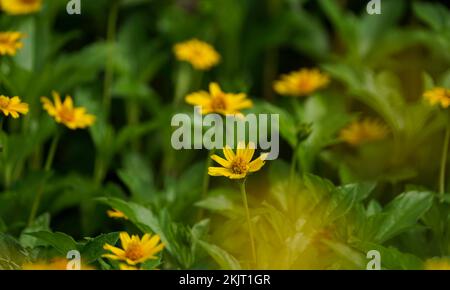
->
[211,95,227,111]
[58,107,75,122]
[230,157,248,175]
[297,78,313,92]
[0,98,10,109]
[125,242,144,261]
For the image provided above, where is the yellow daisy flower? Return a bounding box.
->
[107,209,128,220]
[208,142,268,179]
[186,82,252,115]
[22,258,94,270]
[340,118,388,147]
[0,95,29,118]
[0,0,42,15]
[0,32,24,56]
[424,87,450,109]
[41,91,95,130]
[273,68,330,97]
[173,39,220,70]
[103,232,164,266]
[424,258,450,270]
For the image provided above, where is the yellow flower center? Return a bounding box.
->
[125,242,144,261]
[211,95,227,111]
[297,79,313,92]
[231,157,248,175]
[58,107,75,123]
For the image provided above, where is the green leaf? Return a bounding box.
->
[19,213,51,249]
[197,240,241,270]
[81,232,120,264]
[413,2,450,31]
[0,233,30,270]
[26,231,79,256]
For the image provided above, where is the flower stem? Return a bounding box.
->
[28,133,60,226]
[439,122,450,200]
[202,149,215,198]
[239,179,257,267]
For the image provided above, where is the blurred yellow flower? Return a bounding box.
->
[103,232,164,266]
[273,68,329,97]
[22,258,94,270]
[0,0,42,15]
[186,82,252,115]
[340,118,388,146]
[208,142,268,179]
[41,91,95,130]
[107,209,128,220]
[424,258,450,270]
[0,32,24,56]
[0,95,29,118]
[173,39,220,70]
[119,264,140,270]
[424,87,450,109]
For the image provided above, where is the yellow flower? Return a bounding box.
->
[0,32,24,56]
[273,68,329,97]
[173,39,220,70]
[41,91,95,130]
[0,0,42,15]
[107,209,128,220]
[0,95,29,118]
[22,258,94,270]
[340,118,388,146]
[119,264,140,270]
[424,258,450,270]
[186,82,252,115]
[103,232,164,266]
[208,142,268,179]
[424,87,450,109]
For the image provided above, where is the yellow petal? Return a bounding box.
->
[211,154,231,168]
[248,154,267,172]
[208,167,232,177]
[209,82,223,97]
[223,145,236,161]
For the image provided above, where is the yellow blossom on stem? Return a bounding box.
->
[273,68,329,97]
[103,232,164,266]
[186,82,252,115]
[424,87,450,109]
[340,118,388,146]
[173,39,220,70]
[0,95,29,118]
[0,32,25,56]
[208,142,268,179]
[0,0,42,15]
[107,209,128,220]
[41,91,95,130]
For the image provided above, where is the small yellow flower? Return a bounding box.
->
[0,32,24,56]
[186,82,252,115]
[22,258,94,270]
[424,258,450,270]
[107,209,128,220]
[0,0,42,15]
[103,232,164,266]
[208,142,268,179]
[424,87,450,109]
[41,91,95,130]
[0,95,29,118]
[273,68,329,97]
[173,39,220,70]
[340,118,388,147]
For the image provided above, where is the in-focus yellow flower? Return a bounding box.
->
[424,258,450,270]
[107,209,128,220]
[0,0,42,15]
[273,68,329,97]
[208,142,268,179]
[22,258,94,270]
[173,39,220,70]
[0,32,24,56]
[424,87,450,109]
[340,118,388,146]
[41,91,95,130]
[0,95,29,118]
[103,232,164,266]
[186,82,252,115]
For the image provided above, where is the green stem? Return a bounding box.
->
[28,133,60,225]
[239,179,257,267]
[439,123,450,200]
[202,149,215,198]
[290,142,298,182]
